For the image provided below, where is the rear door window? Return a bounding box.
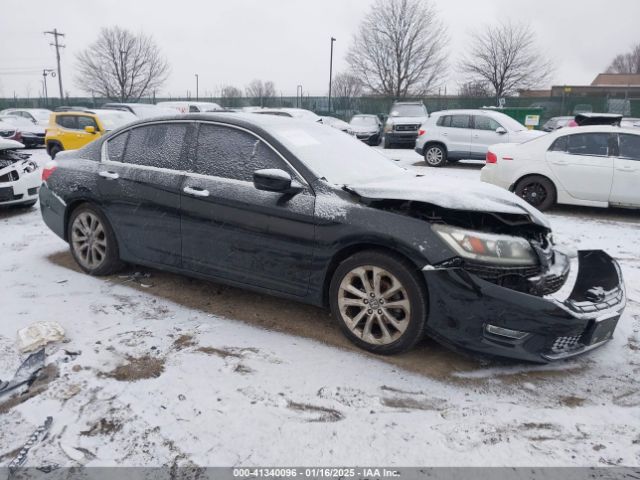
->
[450,115,471,129]
[56,115,78,130]
[123,123,189,170]
[567,133,610,156]
[194,123,290,181]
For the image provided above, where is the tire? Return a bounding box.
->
[49,144,62,159]
[424,144,447,167]
[329,250,428,355]
[383,136,392,149]
[67,204,124,276]
[514,175,556,211]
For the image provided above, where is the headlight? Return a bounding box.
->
[432,224,537,266]
[22,161,38,173]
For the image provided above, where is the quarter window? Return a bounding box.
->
[567,133,610,157]
[548,136,568,152]
[105,132,129,162]
[194,124,289,181]
[123,123,189,170]
[619,134,640,161]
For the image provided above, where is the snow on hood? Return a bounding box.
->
[346,174,551,228]
[350,125,379,133]
[0,138,25,150]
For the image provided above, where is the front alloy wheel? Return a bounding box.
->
[330,251,428,355]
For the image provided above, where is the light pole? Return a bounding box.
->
[297,85,303,108]
[328,37,336,113]
[42,69,55,107]
[195,74,199,101]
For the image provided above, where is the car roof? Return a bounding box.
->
[431,109,504,116]
[552,125,640,135]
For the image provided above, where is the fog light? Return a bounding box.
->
[485,324,529,340]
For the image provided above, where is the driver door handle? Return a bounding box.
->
[183,186,210,198]
[99,171,119,180]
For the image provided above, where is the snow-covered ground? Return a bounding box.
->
[0,147,638,468]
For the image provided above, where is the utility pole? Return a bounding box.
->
[44,29,65,101]
[328,37,336,113]
[195,74,199,101]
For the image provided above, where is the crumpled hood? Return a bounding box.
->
[345,173,551,228]
[350,125,379,134]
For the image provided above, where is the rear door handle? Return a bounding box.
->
[552,160,569,166]
[99,171,119,180]
[183,186,210,197]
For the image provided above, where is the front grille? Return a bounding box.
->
[569,288,624,314]
[394,124,420,132]
[551,334,583,354]
[0,170,19,183]
[463,261,569,296]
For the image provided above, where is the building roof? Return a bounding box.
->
[591,73,640,86]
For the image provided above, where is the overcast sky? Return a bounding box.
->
[1,0,639,99]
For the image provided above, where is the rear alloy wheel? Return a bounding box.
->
[330,251,428,355]
[68,205,123,275]
[49,144,62,159]
[424,145,447,167]
[515,176,556,211]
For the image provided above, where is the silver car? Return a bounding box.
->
[415,109,545,167]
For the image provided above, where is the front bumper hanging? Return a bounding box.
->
[422,250,626,363]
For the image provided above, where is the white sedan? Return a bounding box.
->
[481,125,640,211]
[0,139,41,207]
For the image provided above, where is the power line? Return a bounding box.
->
[44,28,65,100]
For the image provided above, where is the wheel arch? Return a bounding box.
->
[423,141,448,155]
[46,140,63,156]
[321,242,428,307]
[511,172,558,196]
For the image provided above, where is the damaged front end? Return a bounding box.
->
[361,198,625,363]
[0,141,40,205]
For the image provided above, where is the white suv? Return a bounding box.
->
[415,109,545,167]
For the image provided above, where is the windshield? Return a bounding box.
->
[31,110,51,123]
[0,116,30,127]
[269,122,405,184]
[98,111,137,130]
[390,104,426,117]
[350,116,377,127]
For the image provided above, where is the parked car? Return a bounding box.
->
[101,103,178,118]
[0,115,45,147]
[481,125,640,210]
[574,113,623,126]
[0,108,51,127]
[415,109,545,167]
[383,101,428,149]
[39,113,625,362]
[156,101,223,113]
[349,114,383,146]
[621,117,640,128]
[45,109,136,158]
[0,138,40,207]
[541,116,574,132]
[0,119,22,143]
[253,108,322,123]
[320,116,354,135]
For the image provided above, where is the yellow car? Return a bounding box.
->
[45,109,136,158]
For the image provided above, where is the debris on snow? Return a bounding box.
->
[0,348,45,398]
[17,322,65,353]
[8,416,53,475]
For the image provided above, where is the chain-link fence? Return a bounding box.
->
[2,95,638,124]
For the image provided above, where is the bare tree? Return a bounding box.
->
[607,43,640,74]
[220,85,243,107]
[75,26,169,102]
[346,0,448,97]
[459,22,553,103]
[245,79,276,106]
[331,72,363,112]
[458,80,491,97]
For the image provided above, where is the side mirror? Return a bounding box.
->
[496,127,507,135]
[253,169,303,194]
[84,125,96,134]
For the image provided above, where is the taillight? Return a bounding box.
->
[418,129,426,136]
[486,151,497,164]
[42,161,57,181]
